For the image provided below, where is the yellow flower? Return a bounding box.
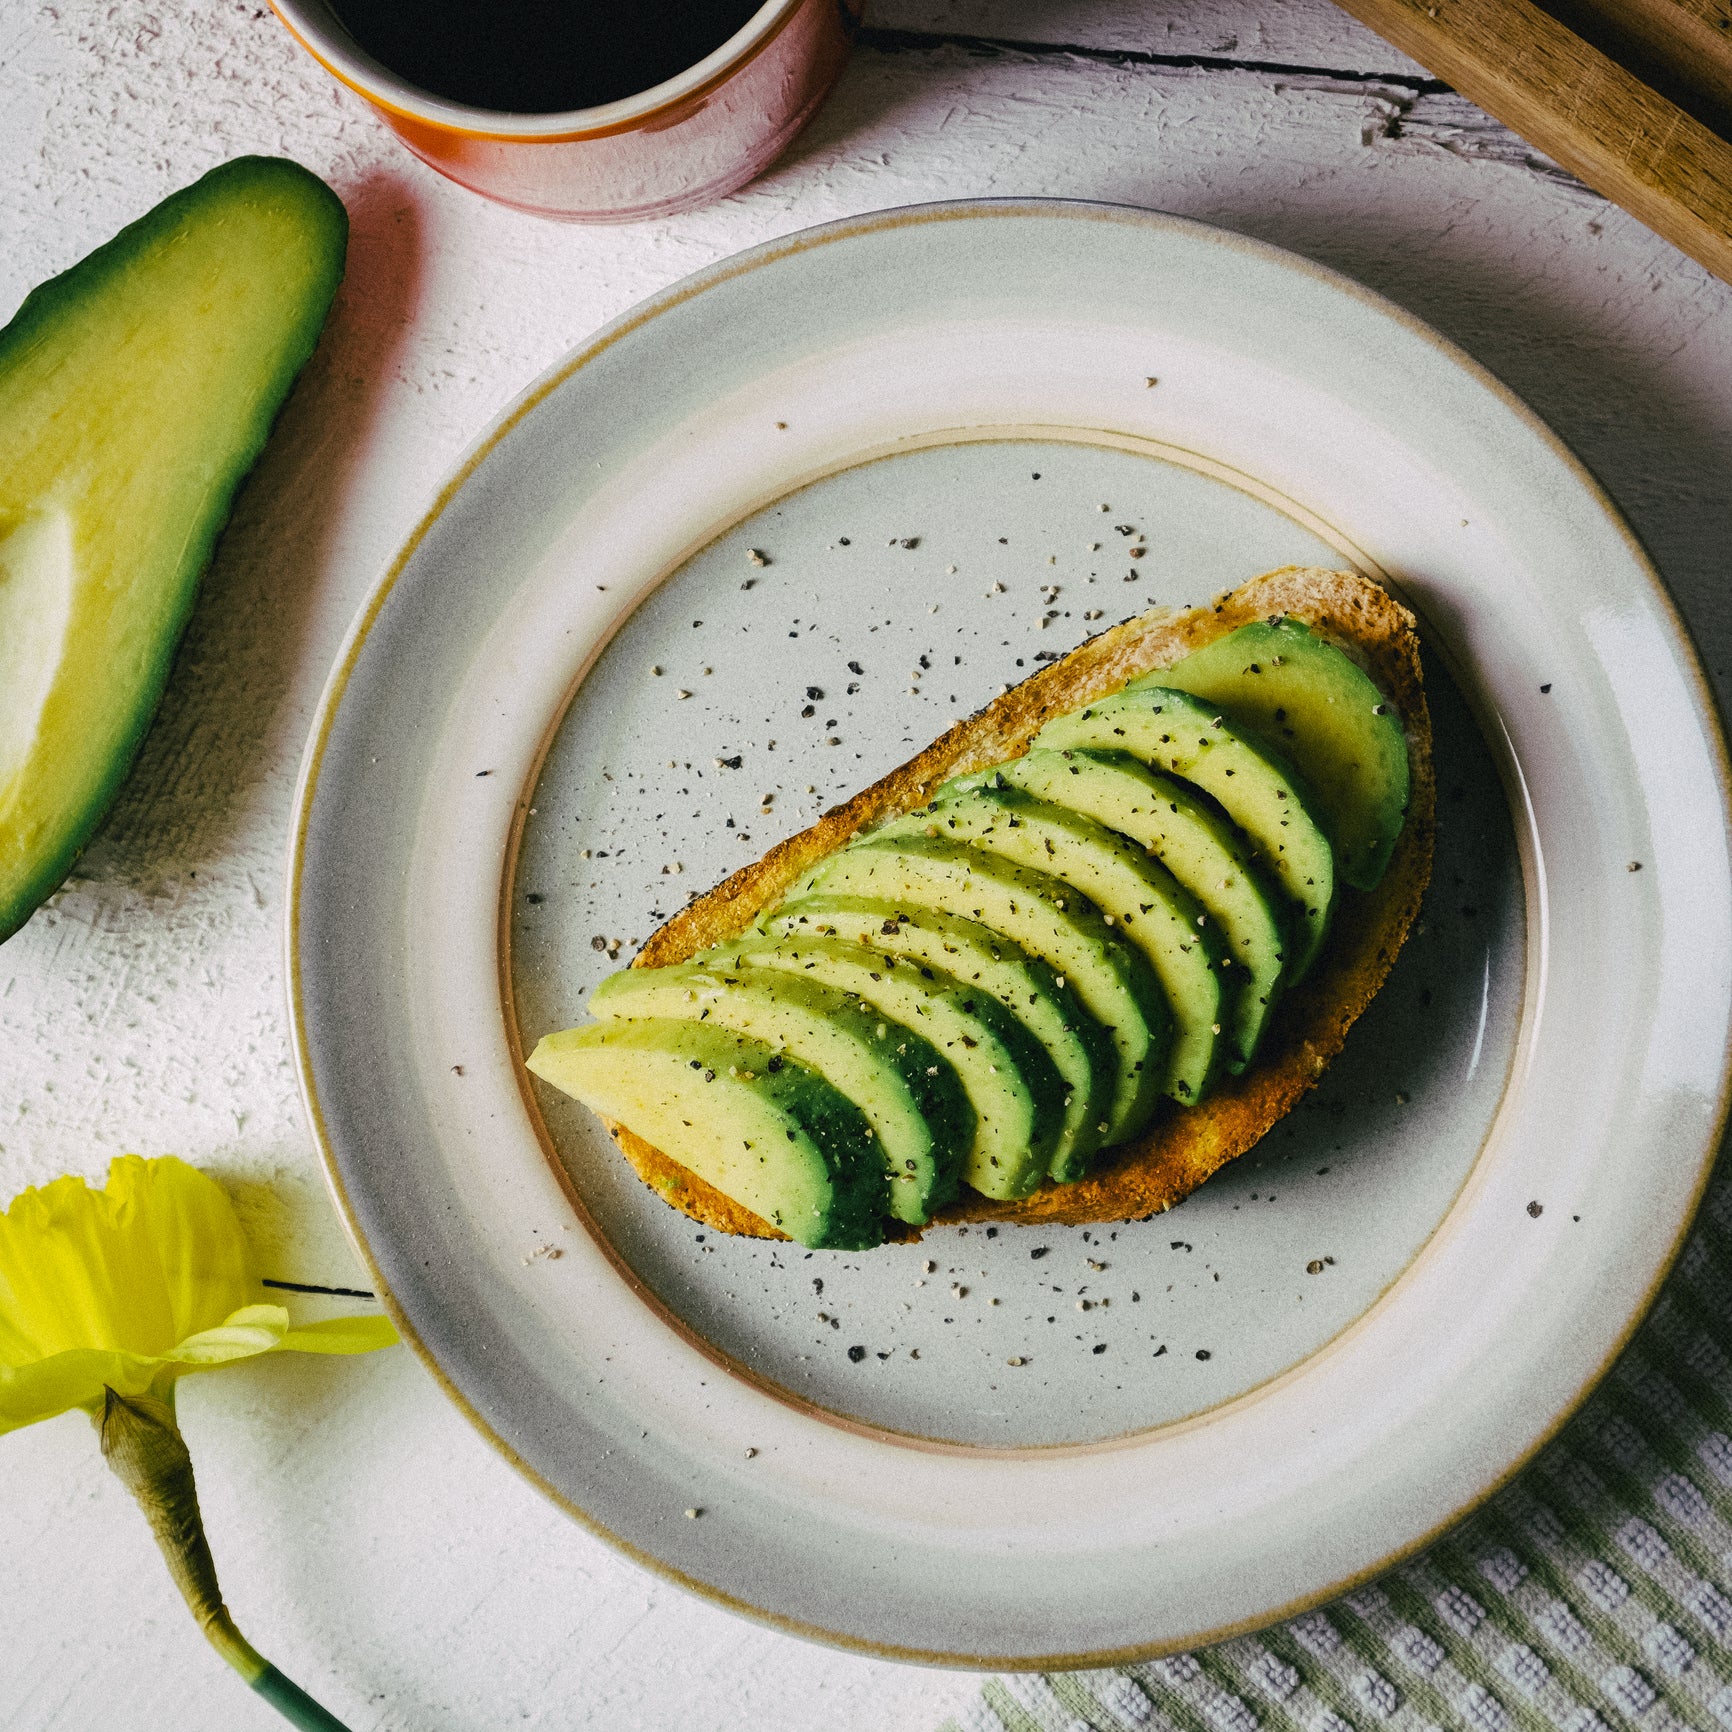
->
[0,1153,395,1432]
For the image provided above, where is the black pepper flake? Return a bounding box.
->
[806,686,824,699]
[1540,682,1552,693]
[590,936,608,952]
[1091,1342,1106,1355]
[767,1055,784,1072]
[1527,1200,1544,1218]
[847,661,863,675]
[1195,1349,1211,1361]
[1030,1247,1050,1260]
[838,536,851,545]
[847,1345,867,1363]
[526,892,544,904]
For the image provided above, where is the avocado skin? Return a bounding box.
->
[0,157,347,942]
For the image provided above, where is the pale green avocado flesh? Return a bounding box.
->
[760,896,1115,1183]
[1036,684,1336,978]
[525,1019,886,1250]
[1000,749,1289,1071]
[799,835,1169,1145]
[534,617,1410,1241]
[874,783,1230,1104]
[590,960,971,1225]
[1141,616,1410,890]
[0,157,347,942]
[729,933,1063,1200]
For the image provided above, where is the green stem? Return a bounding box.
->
[97,1387,357,1732]
[251,1666,355,1731]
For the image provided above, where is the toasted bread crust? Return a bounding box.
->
[610,566,1434,1238]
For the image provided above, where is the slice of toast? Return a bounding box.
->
[607,566,1434,1237]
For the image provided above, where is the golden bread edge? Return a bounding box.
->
[608,565,1436,1239]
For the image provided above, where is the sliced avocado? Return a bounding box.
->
[999,749,1288,1071]
[590,960,970,1226]
[1036,685,1336,978]
[876,785,1230,1105]
[525,1019,885,1249]
[795,834,1168,1145]
[760,896,1115,1183]
[0,158,347,942]
[733,934,1062,1201]
[1144,617,1410,890]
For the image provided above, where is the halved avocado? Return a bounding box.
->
[1000,748,1288,1070]
[875,785,1230,1105]
[796,834,1169,1145]
[590,960,971,1226]
[761,896,1116,1182]
[525,1019,885,1250]
[1143,616,1410,890]
[0,158,348,941]
[1036,685,1336,978]
[731,934,1063,1201]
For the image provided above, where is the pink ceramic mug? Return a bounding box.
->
[270,0,862,222]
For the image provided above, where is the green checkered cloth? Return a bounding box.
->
[941,1166,1732,1732]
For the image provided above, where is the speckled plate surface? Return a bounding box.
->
[289,201,1732,1664]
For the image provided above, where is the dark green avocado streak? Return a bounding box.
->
[0,158,347,942]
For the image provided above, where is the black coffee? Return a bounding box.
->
[330,0,768,114]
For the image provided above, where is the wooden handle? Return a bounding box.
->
[1332,0,1732,286]
[1555,0,1732,129]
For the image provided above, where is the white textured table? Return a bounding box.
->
[5,4,1732,1728]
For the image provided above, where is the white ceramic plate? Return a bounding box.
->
[289,201,1732,1665]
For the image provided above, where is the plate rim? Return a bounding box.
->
[285,195,1732,1668]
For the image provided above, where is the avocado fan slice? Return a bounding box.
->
[730,933,1064,1201]
[999,748,1289,1072]
[874,783,1231,1105]
[589,960,971,1226]
[1143,615,1411,890]
[1036,684,1336,979]
[760,896,1115,1183]
[525,1019,886,1250]
[796,833,1170,1145]
[0,158,347,942]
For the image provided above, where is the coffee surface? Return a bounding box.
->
[330,0,768,113]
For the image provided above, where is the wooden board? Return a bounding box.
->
[1332,0,1732,285]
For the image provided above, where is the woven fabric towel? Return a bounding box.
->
[941,1164,1732,1732]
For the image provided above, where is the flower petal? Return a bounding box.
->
[277,1315,400,1355]
[0,1347,165,1432]
[122,1155,257,1346]
[0,1157,255,1368]
[167,1304,291,1365]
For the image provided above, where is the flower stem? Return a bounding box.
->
[98,1387,356,1732]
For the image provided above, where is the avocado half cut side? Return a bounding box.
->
[525,1019,887,1251]
[0,157,347,942]
[1146,616,1411,890]
[760,896,1116,1183]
